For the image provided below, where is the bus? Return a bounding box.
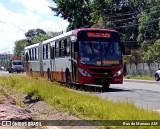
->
[25,28,125,90]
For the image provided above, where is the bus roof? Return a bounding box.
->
[24,42,39,50]
[72,28,118,34]
[42,28,118,45]
[42,31,73,45]
[25,28,119,47]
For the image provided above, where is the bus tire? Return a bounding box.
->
[47,68,51,80]
[102,84,110,92]
[66,69,71,85]
[30,68,32,76]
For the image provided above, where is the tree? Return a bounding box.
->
[138,1,160,44]
[14,39,28,60]
[47,31,61,38]
[31,34,50,44]
[49,0,93,31]
[143,39,160,63]
[25,28,46,42]
[14,29,61,60]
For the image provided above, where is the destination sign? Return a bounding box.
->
[87,32,111,38]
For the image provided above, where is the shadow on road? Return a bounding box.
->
[105,88,132,92]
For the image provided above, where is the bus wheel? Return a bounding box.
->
[47,68,51,80]
[66,69,71,85]
[30,68,32,76]
[102,84,110,92]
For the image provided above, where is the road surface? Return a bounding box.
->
[93,81,160,111]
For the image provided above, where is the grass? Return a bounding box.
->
[0,75,160,129]
[124,75,155,80]
[0,89,8,102]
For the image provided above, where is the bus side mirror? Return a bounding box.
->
[70,36,77,42]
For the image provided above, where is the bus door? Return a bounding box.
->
[71,41,78,82]
[50,45,55,80]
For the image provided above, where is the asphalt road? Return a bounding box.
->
[94,82,160,111]
[0,71,159,112]
[0,70,25,76]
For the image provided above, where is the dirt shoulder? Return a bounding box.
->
[0,86,98,129]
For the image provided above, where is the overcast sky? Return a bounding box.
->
[0,0,69,54]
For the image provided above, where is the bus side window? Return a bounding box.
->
[61,40,64,57]
[64,39,67,56]
[36,48,39,60]
[46,44,48,59]
[59,41,62,57]
[29,49,31,60]
[55,42,59,58]
[67,38,71,56]
[48,44,50,59]
[43,46,45,59]
[35,48,37,60]
[32,48,34,60]
[50,46,55,59]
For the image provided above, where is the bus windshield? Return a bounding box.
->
[79,41,122,66]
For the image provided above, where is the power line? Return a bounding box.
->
[0,20,6,23]
[104,5,160,19]
[109,18,160,29]
[0,20,26,32]
[107,9,160,23]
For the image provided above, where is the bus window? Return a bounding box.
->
[67,38,71,56]
[59,41,62,57]
[34,48,37,60]
[32,49,34,60]
[46,44,48,59]
[36,48,38,60]
[55,42,59,57]
[43,46,45,59]
[64,39,67,56]
[61,40,65,57]
[50,46,55,59]
[29,49,31,60]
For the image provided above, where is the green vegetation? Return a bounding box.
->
[0,76,159,129]
[125,75,155,80]
[0,89,8,102]
[14,29,61,60]
[50,0,160,64]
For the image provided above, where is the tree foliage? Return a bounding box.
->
[14,28,60,60]
[49,0,93,30]
[143,39,160,63]
[14,39,28,60]
[25,28,46,42]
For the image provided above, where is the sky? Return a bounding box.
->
[0,0,69,54]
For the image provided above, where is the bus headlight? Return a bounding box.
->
[113,68,123,77]
[78,68,91,77]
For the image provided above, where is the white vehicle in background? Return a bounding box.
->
[0,66,6,71]
[7,56,25,73]
[155,69,160,81]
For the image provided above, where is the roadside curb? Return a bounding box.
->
[124,79,157,84]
